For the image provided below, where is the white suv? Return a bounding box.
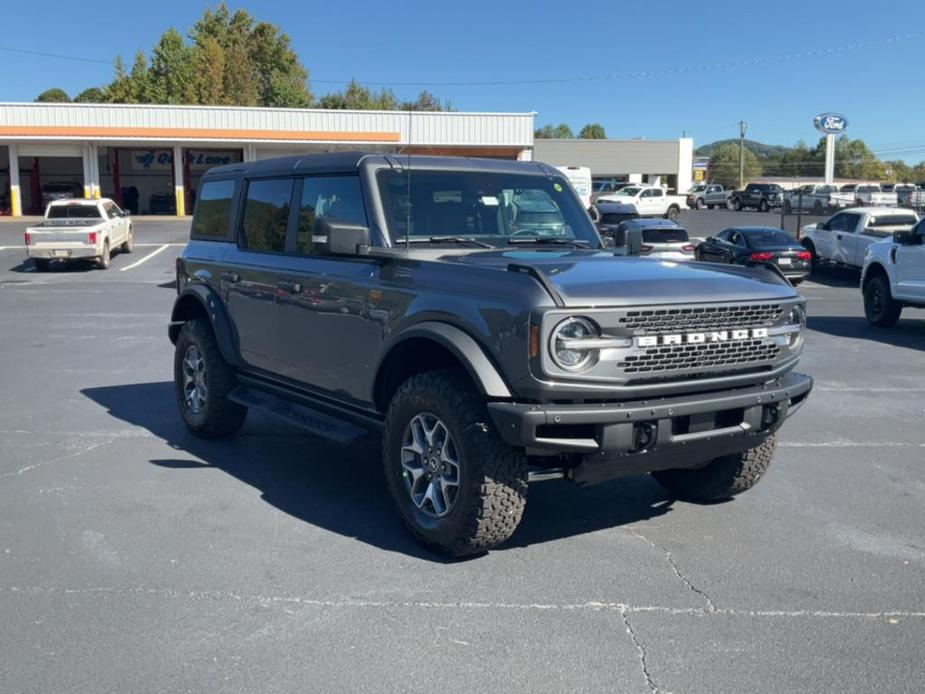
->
[861,218,925,326]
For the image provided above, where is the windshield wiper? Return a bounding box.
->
[507,237,591,248]
[396,236,493,248]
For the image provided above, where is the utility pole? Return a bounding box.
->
[738,120,747,189]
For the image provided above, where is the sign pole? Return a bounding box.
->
[824,133,835,184]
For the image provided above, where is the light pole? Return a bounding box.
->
[738,120,747,189]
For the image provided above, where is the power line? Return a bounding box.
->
[309,30,924,86]
[0,45,111,66]
[1,30,922,86]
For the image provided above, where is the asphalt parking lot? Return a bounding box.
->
[2,212,924,693]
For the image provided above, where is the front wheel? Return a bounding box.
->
[864,275,902,327]
[733,198,743,211]
[665,206,680,221]
[695,198,705,210]
[383,370,528,556]
[174,319,248,437]
[651,435,777,502]
[759,200,769,212]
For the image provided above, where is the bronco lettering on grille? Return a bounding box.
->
[637,328,769,348]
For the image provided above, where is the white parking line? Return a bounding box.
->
[119,244,171,271]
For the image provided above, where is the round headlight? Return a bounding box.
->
[550,317,600,371]
[788,305,806,351]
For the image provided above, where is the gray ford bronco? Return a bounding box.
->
[169,153,812,556]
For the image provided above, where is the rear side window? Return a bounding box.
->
[192,180,236,238]
[241,178,294,252]
[867,214,918,228]
[296,176,367,255]
[642,228,688,243]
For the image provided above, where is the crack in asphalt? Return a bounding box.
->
[0,438,114,478]
[619,605,660,693]
[3,586,924,620]
[630,529,716,613]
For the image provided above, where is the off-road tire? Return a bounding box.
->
[174,319,247,438]
[98,240,111,270]
[121,226,134,253]
[695,198,705,210]
[33,258,51,272]
[665,205,680,221]
[864,274,902,327]
[651,435,778,502]
[734,198,743,211]
[383,369,528,556]
[759,200,769,212]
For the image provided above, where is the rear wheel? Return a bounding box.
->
[665,205,680,221]
[121,226,134,253]
[695,198,705,210]
[383,370,528,556]
[864,274,902,327]
[734,198,743,211]
[652,436,777,502]
[174,319,248,437]
[97,240,111,270]
[759,200,769,212]
[801,240,817,270]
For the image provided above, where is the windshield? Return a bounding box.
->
[376,170,600,246]
[614,186,642,196]
[744,229,794,246]
[47,204,102,219]
[641,228,689,243]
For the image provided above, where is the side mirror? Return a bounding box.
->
[314,219,370,256]
[120,210,130,217]
[818,222,829,231]
[893,230,918,245]
[587,206,600,222]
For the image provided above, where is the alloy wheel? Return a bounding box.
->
[401,413,461,518]
[182,344,207,414]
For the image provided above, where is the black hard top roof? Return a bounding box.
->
[204,151,558,179]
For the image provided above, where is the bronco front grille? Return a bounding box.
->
[619,339,780,374]
[619,304,782,334]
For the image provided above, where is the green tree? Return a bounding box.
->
[579,123,606,139]
[401,90,450,112]
[534,123,574,139]
[188,37,226,104]
[318,80,401,110]
[707,142,762,188]
[824,137,885,180]
[145,28,194,104]
[35,88,70,103]
[74,87,105,103]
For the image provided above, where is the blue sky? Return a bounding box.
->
[3,0,925,161]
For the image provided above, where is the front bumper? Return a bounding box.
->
[489,372,812,484]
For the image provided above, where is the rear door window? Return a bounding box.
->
[240,178,294,252]
[295,176,367,255]
[192,179,236,238]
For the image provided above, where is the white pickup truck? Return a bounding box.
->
[24,198,133,271]
[800,207,919,269]
[828,184,897,209]
[783,184,838,214]
[596,184,686,221]
[861,218,925,326]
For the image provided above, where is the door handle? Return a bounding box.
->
[276,281,302,294]
[220,271,240,283]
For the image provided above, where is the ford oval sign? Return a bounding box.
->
[813,113,849,134]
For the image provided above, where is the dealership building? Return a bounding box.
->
[0,102,693,216]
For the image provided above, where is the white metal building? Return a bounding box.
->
[0,103,535,216]
[534,138,694,194]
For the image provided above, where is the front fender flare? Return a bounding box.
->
[376,321,512,400]
[168,284,240,366]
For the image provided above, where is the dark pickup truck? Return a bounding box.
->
[730,183,784,212]
[168,153,812,556]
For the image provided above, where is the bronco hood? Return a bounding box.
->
[444,249,797,307]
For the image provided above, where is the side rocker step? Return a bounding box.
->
[228,386,366,443]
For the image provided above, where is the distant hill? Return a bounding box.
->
[695,139,794,160]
